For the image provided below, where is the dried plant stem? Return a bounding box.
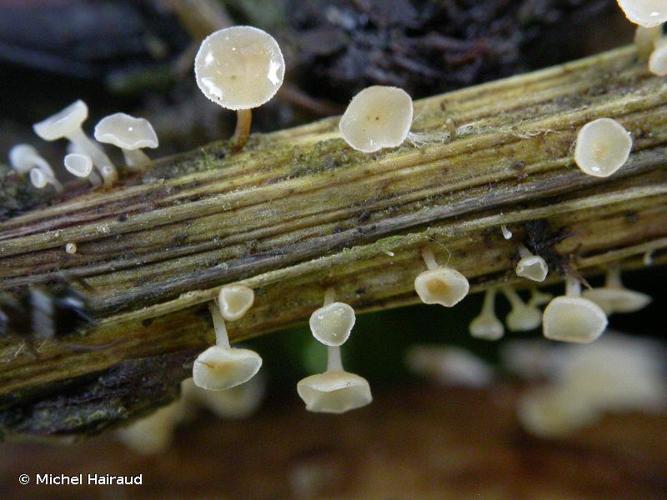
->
[1,45,667,437]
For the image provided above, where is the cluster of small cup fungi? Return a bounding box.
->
[7,1,665,419]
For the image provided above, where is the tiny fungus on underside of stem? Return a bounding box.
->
[543,277,608,344]
[9,144,62,192]
[582,266,652,314]
[194,26,285,152]
[297,289,372,414]
[414,246,469,308]
[192,285,262,391]
[469,288,504,341]
[64,153,102,187]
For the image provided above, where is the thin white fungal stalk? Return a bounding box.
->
[566,276,582,297]
[421,246,439,271]
[635,25,662,59]
[123,148,151,167]
[322,288,344,372]
[518,245,531,259]
[208,301,231,349]
[501,224,513,240]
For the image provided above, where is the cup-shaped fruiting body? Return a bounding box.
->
[543,277,608,343]
[94,113,158,169]
[187,373,266,420]
[297,371,373,414]
[64,153,102,187]
[515,245,548,282]
[582,266,651,314]
[469,288,504,340]
[9,144,63,192]
[649,39,667,76]
[33,100,117,186]
[297,289,372,414]
[502,287,543,332]
[194,26,285,151]
[193,344,263,391]
[192,291,262,391]
[414,247,469,307]
[574,118,632,178]
[309,301,356,347]
[218,285,255,321]
[617,0,667,28]
[339,86,414,153]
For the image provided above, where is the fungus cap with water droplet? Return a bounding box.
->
[414,268,470,307]
[194,26,285,111]
[617,0,667,27]
[543,296,608,343]
[297,371,372,414]
[574,118,632,178]
[309,302,356,347]
[218,285,255,321]
[94,113,158,150]
[192,345,262,391]
[339,86,414,153]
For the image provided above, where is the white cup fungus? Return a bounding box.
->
[94,113,158,169]
[192,285,262,391]
[543,277,608,343]
[194,25,285,151]
[515,245,549,282]
[502,286,543,332]
[469,288,504,341]
[414,247,469,308]
[582,266,652,314]
[33,100,117,187]
[64,153,102,187]
[297,289,372,414]
[9,144,62,192]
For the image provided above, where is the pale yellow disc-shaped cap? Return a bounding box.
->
[516,255,548,282]
[309,302,356,347]
[574,118,632,178]
[339,86,414,153]
[414,267,470,307]
[543,296,608,343]
[469,314,504,340]
[297,371,372,414]
[64,153,93,177]
[218,285,255,321]
[506,305,543,332]
[582,287,652,314]
[194,26,285,110]
[34,100,88,141]
[192,345,262,391]
[649,40,667,76]
[617,0,667,27]
[94,113,158,150]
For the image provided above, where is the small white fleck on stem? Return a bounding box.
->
[65,242,77,254]
[643,249,655,266]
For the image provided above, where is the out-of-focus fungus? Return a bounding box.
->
[543,277,608,343]
[574,118,632,178]
[297,289,372,414]
[414,247,469,307]
[9,144,62,192]
[94,113,158,169]
[649,39,667,75]
[469,288,504,340]
[64,153,102,187]
[502,287,543,332]
[582,266,652,314]
[405,345,493,388]
[194,26,285,151]
[33,100,117,186]
[192,285,262,391]
[515,245,549,282]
